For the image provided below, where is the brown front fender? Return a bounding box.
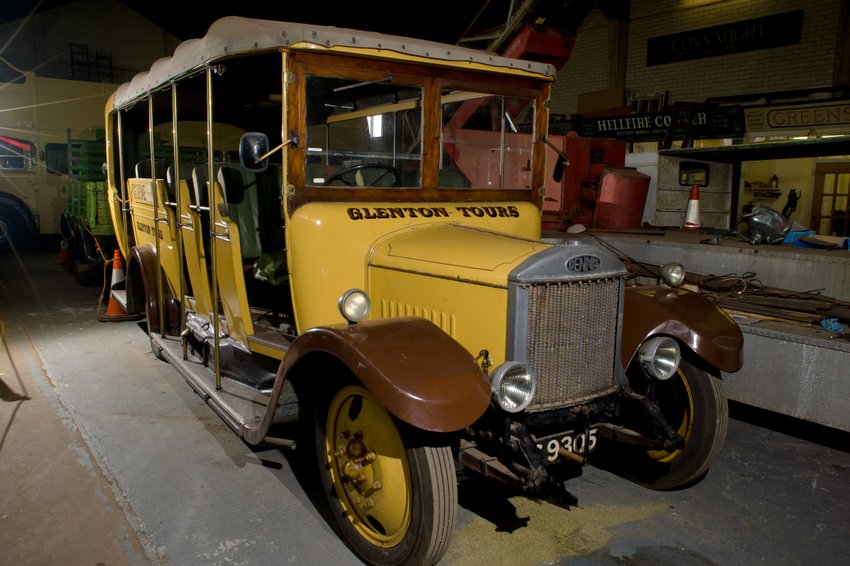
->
[622,287,743,373]
[255,317,491,440]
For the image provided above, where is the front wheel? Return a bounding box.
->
[314,380,457,565]
[0,212,21,251]
[614,357,728,490]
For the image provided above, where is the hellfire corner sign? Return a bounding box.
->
[646,10,803,66]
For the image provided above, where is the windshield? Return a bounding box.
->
[290,52,547,210]
[303,72,538,193]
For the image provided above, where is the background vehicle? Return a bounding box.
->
[105,18,743,565]
[0,70,113,250]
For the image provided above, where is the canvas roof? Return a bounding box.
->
[112,16,556,107]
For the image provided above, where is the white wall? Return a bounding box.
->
[551,0,843,116]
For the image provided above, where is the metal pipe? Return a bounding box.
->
[148,96,165,338]
[261,436,297,449]
[116,111,128,248]
[558,447,586,465]
[206,66,222,391]
[172,83,188,360]
[499,96,506,189]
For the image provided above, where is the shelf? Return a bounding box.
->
[751,190,782,199]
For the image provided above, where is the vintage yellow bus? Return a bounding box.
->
[104,17,742,565]
[0,70,114,247]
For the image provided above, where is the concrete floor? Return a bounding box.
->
[2,241,849,566]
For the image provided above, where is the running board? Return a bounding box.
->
[151,333,297,449]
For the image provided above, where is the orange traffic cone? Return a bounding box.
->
[682,184,701,230]
[57,239,72,266]
[105,250,127,318]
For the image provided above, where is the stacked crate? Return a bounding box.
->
[64,137,113,236]
[64,181,112,236]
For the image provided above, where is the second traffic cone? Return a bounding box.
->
[105,249,127,318]
[683,184,701,230]
[57,238,72,266]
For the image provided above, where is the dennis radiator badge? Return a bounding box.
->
[566,255,601,273]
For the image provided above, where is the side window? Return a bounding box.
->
[440,92,535,190]
[0,135,36,171]
[305,74,422,188]
[45,143,68,175]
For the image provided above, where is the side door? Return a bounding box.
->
[811,162,850,237]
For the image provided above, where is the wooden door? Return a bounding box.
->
[811,163,850,236]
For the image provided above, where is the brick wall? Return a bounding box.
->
[551,0,842,115]
[550,9,611,115]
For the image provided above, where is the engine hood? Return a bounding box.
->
[369,224,550,287]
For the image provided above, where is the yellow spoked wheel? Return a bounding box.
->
[314,380,457,565]
[637,357,729,490]
[646,367,696,464]
[325,385,412,547]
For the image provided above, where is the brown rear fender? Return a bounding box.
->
[622,287,743,373]
[248,317,491,442]
[128,245,180,335]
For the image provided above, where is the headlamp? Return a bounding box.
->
[637,337,681,380]
[338,289,371,324]
[490,362,536,413]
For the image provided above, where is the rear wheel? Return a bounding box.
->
[0,212,21,251]
[314,379,456,565]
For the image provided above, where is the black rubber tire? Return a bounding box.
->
[313,378,456,565]
[608,357,728,491]
[0,212,20,251]
[0,198,35,252]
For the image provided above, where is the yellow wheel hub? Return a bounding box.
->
[647,368,695,463]
[325,386,412,547]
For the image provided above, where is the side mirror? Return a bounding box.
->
[553,155,567,183]
[239,132,270,172]
[539,135,569,183]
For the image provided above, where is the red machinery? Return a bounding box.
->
[542,132,626,229]
[455,5,628,230]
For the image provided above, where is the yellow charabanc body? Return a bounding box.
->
[104,17,742,565]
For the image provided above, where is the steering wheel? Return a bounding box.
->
[323,163,401,187]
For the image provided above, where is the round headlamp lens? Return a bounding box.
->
[638,337,681,380]
[338,289,371,323]
[490,362,536,413]
[660,262,686,287]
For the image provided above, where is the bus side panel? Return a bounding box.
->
[126,178,181,301]
[210,179,253,347]
[177,180,214,321]
[105,104,130,258]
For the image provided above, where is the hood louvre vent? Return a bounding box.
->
[380,299,458,337]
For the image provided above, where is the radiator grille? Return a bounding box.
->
[524,277,621,411]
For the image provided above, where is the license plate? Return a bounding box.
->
[534,428,598,463]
